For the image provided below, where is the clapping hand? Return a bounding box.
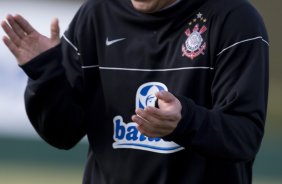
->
[132,91,182,138]
[1,14,60,65]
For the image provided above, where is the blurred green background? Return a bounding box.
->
[251,0,282,183]
[0,0,281,183]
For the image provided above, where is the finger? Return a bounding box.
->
[137,124,160,138]
[156,91,175,103]
[136,123,154,137]
[50,18,60,41]
[132,114,166,137]
[135,108,160,124]
[136,125,151,137]
[6,14,26,38]
[132,114,157,133]
[2,36,20,59]
[143,106,172,120]
[14,14,36,34]
[131,114,149,126]
[132,114,163,137]
[1,20,22,46]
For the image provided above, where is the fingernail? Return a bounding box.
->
[135,108,143,114]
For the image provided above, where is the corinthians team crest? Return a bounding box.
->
[182,12,207,60]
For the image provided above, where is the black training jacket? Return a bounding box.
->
[21,0,269,183]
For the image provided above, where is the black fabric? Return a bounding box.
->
[21,0,269,183]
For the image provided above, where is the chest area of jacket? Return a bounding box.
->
[97,15,211,70]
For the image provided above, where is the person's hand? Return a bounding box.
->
[132,91,182,138]
[1,14,60,65]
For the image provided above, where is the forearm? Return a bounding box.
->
[22,45,86,149]
[164,96,265,162]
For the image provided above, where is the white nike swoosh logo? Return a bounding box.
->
[106,37,126,46]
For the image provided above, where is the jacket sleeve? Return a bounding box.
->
[21,2,94,150]
[164,4,269,161]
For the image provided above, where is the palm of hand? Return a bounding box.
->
[17,32,58,64]
[132,91,182,138]
[1,14,60,65]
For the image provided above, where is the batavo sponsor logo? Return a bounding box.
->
[112,82,184,154]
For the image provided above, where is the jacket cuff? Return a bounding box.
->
[163,95,194,142]
[20,44,62,80]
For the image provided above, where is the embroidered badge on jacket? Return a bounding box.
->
[182,12,207,60]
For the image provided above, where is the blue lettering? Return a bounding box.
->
[126,126,138,141]
[115,119,125,140]
[148,137,161,142]
[139,134,146,141]
[113,114,184,153]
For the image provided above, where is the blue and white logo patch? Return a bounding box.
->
[136,82,167,109]
[113,82,184,154]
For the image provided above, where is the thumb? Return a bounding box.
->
[155,91,175,103]
[50,18,60,42]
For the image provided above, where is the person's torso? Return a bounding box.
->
[79,0,253,183]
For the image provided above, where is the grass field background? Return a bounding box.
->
[0,137,87,184]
